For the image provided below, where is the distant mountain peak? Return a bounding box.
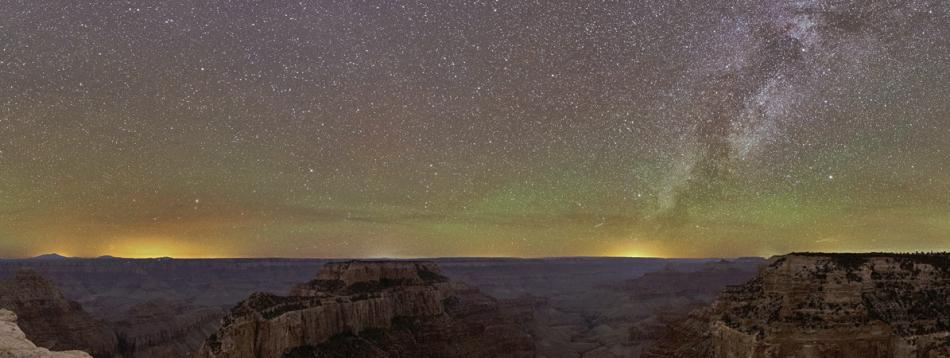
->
[30,253,70,260]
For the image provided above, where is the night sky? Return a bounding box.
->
[1,1,948,259]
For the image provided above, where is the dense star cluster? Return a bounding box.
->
[0,1,947,258]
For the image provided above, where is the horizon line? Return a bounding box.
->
[2,252,766,261]
[6,250,947,261]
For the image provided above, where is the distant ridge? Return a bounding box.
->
[30,253,71,260]
[14,254,181,260]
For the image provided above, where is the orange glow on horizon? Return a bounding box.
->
[608,242,666,258]
[98,236,229,259]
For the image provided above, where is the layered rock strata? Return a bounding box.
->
[199,261,535,358]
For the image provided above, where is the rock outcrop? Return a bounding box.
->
[0,271,117,357]
[645,253,950,358]
[0,309,91,358]
[198,261,536,358]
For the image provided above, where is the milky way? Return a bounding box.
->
[0,1,948,258]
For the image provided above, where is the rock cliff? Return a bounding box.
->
[0,271,117,357]
[0,309,92,358]
[198,261,536,358]
[645,253,950,358]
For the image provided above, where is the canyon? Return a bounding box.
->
[3,256,744,357]
[8,253,947,357]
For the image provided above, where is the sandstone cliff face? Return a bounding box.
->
[645,253,950,358]
[199,261,535,358]
[0,309,91,358]
[0,271,117,357]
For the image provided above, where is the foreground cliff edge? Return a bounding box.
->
[198,261,537,358]
[646,253,950,358]
[0,309,91,358]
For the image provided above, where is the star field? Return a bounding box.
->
[0,0,948,258]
